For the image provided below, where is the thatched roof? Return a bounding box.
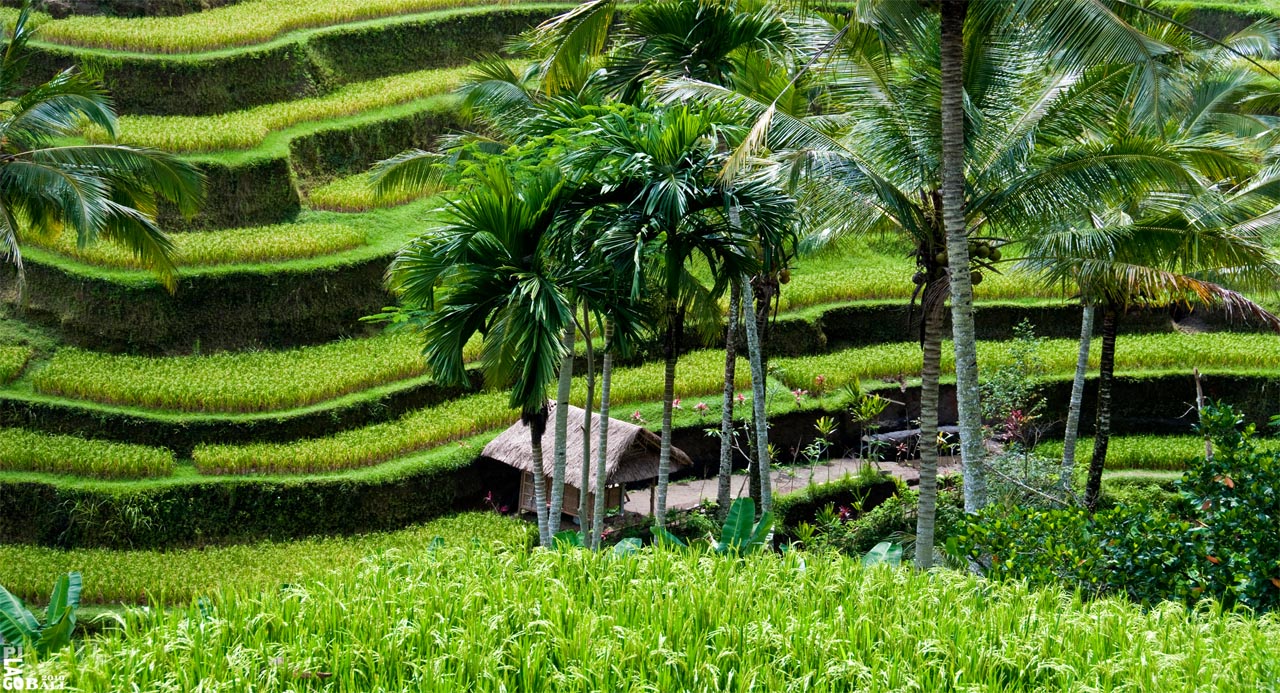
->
[482,404,692,493]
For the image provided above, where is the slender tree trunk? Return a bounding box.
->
[717,281,742,521]
[548,326,575,537]
[578,307,595,538]
[743,279,772,516]
[529,425,551,548]
[915,300,946,569]
[655,305,682,527]
[1061,304,1096,492]
[591,320,614,550]
[746,275,773,509]
[1084,306,1118,512]
[940,0,987,514]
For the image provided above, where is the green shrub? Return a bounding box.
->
[0,512,533,605]
[31,333,429,413]
[25,222,367,269]
[0,428,174,479]
[772,470,901,532]
[37,547,1280,690]
[962,403,1280,611]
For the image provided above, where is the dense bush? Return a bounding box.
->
[962,403,1280,611]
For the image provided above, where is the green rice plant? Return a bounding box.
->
[572,349,753,406]
[23,222,367,269]
[774,332,1280,391]
[86,67,472,152]
[31,333,429,413]
[19,0,519,52]
[0,513,532,605]
[307,171,440,211]
[0,428,174,479]
[0,345,32,383]
[193,391,515,474]
[33,547,1280,690]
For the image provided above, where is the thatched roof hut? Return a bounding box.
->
[482,405,693,494]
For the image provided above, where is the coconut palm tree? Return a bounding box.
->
[0,2,203,291]
[668,11,1203,564]
[1030,23,1280,504]
[387,162,576,547]
[563,103,796,527]
[1026,186,1280,511]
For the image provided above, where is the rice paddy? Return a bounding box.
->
[23,222,367,269]
[11,0,518,53]
[29,333,430,413]
[0,512,532,605]
[0,428,175,479]
[29,545,1280,691]
[0,345,32,384]
[91,67,471,152]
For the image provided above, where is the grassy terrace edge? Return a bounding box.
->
[17,4,566,116]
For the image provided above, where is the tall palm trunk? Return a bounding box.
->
[940,0,988,514]
[1084,305,1118,512]
[527,414,551,548]
[1061,304,1096,492]
[548,326,576,537]
[742,279,772,515]
[578,308,595,538]
[591,320,615,550]
[914,299,946,569]
[717,281,742,521]
[655,305,682,527]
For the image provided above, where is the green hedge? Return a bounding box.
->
[0,439,494,548]
[772,473,901,533]
[21,6,562,116]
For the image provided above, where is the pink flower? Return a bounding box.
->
[673,398,682,410]
[694,402,709,416]
[736,393,746,403]
[792,388,810,403]
[631,410,646,424]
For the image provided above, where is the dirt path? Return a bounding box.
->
[624,456,961,513]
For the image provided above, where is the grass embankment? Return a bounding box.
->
[1038,436,1217,472]
[24,547,1280,691]
[3,0,515,52]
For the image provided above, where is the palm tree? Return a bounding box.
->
[0,2,203,291]
[1026,187,1280,511]
[387,162,576,547]
[564,103,795,527]
[1029,27,1280,502]
[669,10,1202,564]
